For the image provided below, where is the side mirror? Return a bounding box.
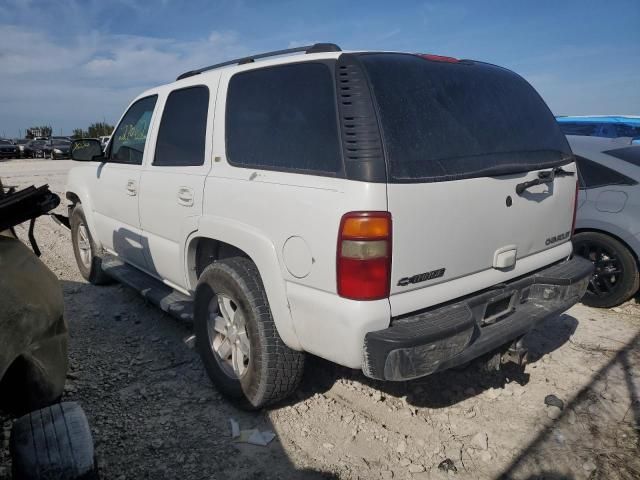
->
[71,139,105,162]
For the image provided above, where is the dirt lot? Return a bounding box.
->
[1,158,639,480]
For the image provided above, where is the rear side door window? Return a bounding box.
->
[225,62,342,174]
[154,86,209,166]
[110,95,158,165]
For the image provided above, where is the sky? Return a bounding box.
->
[0,0,638,138]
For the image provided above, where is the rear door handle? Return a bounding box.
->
[177,187,194,206]
[126,179,137,196]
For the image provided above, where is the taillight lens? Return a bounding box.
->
[571,179,579,236]
[337,212,391,300]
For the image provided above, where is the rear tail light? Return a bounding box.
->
[571,179,579,236]
[337,212,392,300]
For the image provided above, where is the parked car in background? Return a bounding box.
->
[0,139,19,159]
[557,116,640,144]
[569,135,640,308]
[24,139,48,158]
[43,138,72,159]
[13,139,29,158]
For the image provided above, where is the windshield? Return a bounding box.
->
[359,53,571,182]
[52,140,70,146]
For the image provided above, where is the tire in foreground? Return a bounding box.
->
[10,402,98,480]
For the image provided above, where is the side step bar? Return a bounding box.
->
[101,255,194,323]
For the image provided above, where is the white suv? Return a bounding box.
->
[66,43,592,408]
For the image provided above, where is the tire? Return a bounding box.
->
[70,204,111,285]
[573,231,639,308]
[10,402,98,480]
[50,151,54,160]
[194,257,305,409]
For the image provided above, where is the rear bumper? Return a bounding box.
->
[362,256,593,381]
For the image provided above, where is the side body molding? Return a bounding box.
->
[186,216,302,351]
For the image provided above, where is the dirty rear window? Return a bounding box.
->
[359,53,571,182]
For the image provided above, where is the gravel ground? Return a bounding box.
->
[1,158,639,480]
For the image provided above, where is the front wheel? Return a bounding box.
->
[194,257,305,409]
[573,231,639,308]
[70,204,112,285]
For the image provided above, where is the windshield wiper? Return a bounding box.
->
[515,166,574,195]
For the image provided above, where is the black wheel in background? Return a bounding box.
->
[573,231,639,308]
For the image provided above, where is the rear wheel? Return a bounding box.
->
[573,231,639,308]
[70,204,111,285]
[194,257,305,409]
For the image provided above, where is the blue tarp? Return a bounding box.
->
[556,115,640,126]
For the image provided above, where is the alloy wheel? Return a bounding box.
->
[207,293,250,379]
[576,242,624,300]
[76,223,92,268]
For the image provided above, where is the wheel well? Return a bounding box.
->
[0,355,28,411]
[66,192,80,204]
[574,228,639,264]
[191,238,250,281]
[65,192,80,214]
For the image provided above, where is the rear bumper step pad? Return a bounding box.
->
[362,256,593,381]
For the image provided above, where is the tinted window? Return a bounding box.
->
[604,146,640,167]
[226,62,341,174]
[614,124,640,138]
[110,95,157,165]
[558,122,599,136]
[0,140,10,145]
[360,54,570,181]
[154,86,209,167]
[575,156,637,189]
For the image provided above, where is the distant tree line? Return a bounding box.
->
[72,122,115,139]
[24,122,114,139]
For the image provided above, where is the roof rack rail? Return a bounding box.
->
[176,43,341,81]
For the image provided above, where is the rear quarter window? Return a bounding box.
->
[575,156,637,189]
[604,146,640,167]
[225,62,342,175]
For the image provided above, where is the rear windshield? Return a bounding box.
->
[359,53,571,182]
